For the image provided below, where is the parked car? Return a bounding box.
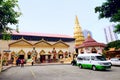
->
[77,53,111,71]
[108,58,120,66]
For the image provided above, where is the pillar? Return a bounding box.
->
[25,52,28,60]
[45,55,48,62]
[37,53,40,59]
[51,54,53,59]
[8,52,11,60]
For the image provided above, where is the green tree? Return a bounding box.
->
[0,0,21,39]
[104,40,120,50]
[95,0,120,33]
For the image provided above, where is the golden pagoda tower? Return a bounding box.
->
[74,16,84,47]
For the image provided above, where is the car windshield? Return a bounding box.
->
[95,56,106,61]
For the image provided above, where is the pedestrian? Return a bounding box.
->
[18,59,21,66]
[16,59,19,66]
[20,59,24,67]
[31,59,34,66]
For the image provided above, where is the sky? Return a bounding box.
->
[13,0,119,43]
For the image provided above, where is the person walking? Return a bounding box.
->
[18,59,21,66]
[20,59,24,67]
[31,59,34,66]
[16,59,19,66]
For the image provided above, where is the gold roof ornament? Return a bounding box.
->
[87,32,91,38]
[75,16,79,25]
[41,38,44,40]
[109,48,115,51]
[74,16,84,47]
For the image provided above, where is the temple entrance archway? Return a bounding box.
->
[19,55,24,59]
[40,55,45,63]
[91,47,97,53]
[58,50,63,59]
[18,50,25,59]
[27,51,32,59]
[39,50,46,63]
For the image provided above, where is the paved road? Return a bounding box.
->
[0,65,120,80]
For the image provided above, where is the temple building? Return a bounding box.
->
[0,16,107,65]
[76,33,106,54]
[0,31,75,64]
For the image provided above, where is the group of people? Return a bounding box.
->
[16,59,25,67]
[16,59,34,67]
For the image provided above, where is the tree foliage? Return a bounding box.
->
[104,40,120,50]
[0,0,21,33]
[95,0,120,33]
[0,0,21,40]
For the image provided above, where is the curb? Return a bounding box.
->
[2,65,13,72]
[20,63,71,67]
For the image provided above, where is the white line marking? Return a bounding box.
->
[29,69,36,79]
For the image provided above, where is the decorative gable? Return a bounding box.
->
[34,39,52,47]
[9,38,33,48]
[52,40,69,48]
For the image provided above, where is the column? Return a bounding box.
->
[8,52,11,60]
[45,55,48,63]
[25,52,28,60]
[37,53,40,59]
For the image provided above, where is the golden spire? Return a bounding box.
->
[75,16,79,25]
[74,16,84,47]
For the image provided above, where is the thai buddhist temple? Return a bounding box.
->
[76,33,106,54]
[0,31,75,65]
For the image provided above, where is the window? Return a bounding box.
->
[94,56,106,61]
[77,57,83,60]
[91,56,95,60]
[84,56,90,61]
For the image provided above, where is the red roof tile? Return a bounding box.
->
[76,36,106,48]
[11,31,74,38]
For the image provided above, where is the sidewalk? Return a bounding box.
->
[2,64,13,72]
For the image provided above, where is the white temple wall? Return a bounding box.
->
[78,47,104,54]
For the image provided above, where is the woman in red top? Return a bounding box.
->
[20,59,24,67]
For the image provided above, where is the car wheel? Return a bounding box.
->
[92,65,96,71]
[79,64,82,69]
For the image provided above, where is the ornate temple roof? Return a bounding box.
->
[74,16,84,46]
[76,34,106,48]
[12,31,74,38]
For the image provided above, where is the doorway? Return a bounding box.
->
[28,55,31,59]
[19,55,24,59]
[40,55,45,63]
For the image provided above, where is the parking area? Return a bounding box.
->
[0,64,120,80]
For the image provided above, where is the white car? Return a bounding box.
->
[109,58,120,66]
